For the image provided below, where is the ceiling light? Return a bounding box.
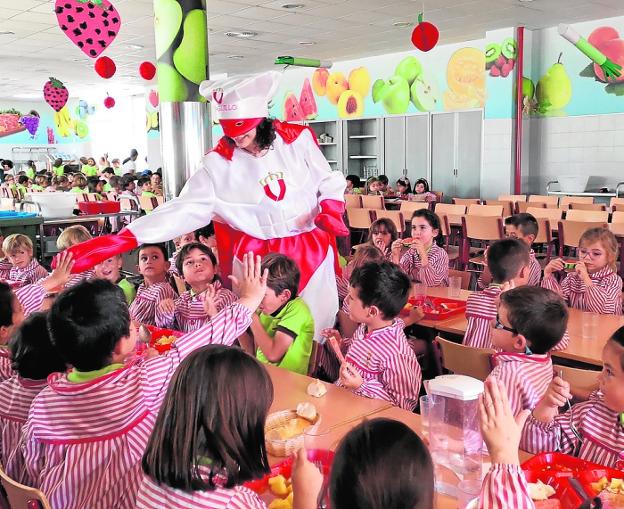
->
[224,31,258,38]
[393,21,413,28]
[518,0,534,2]
[299,41,315,46]
[127,43,144,50]
[0,31,14,35]
[226,55,245,59]
[281,3,305,9]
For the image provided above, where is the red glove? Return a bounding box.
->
[53,228,139,274]
[314,199,349,237]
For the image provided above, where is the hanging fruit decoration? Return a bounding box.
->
[411,12,439,52]
[104,95,115,108]
[139,61,156,80]
[94,56,116,78]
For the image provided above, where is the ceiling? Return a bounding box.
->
[0,0,623,101]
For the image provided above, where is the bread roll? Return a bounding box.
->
[296,402,317,422]
[306,380,327,398]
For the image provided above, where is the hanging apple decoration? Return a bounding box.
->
[139,61,156,80]
[94,56,116,79]
[411,13,439,52]
[104,95,115,108]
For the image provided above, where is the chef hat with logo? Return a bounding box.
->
[199,71,281,138]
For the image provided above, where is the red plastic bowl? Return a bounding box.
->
[78,201,121,215]
[145,325,183,353]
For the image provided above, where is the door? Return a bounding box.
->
[455,110,482,198]
[431,112,457,199]
[405,114,429,185]
[384,117,406,184]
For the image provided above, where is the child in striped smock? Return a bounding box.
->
[136,346,271,509]
[325,261,421,411]
[542,227,622,314]
[167,231,197,276]
[2,234,48,287]
[129,243,177,326]
[0,312,66,484]
[392,209,449,287]
[155,243,235,333]
[488,286,569,417]
[463,239,530,350]
[21,254,267,509]
[367,218,398,261]
[521,325,624,469]
[56,225,95,288]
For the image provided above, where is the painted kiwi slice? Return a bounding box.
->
[485,43,501,68]
[502,38,518,60]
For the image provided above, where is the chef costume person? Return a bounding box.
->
[60,70,349,339]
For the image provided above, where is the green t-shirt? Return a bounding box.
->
[103,182,113,193]
[53,165,65,176]
[113,167,122,176]
[82,165,98,177]
[71,186,87,193]
[256,297,314,375]
[25,168,35,179]
[31,184,44,191]
[141,190,156,198]
[67,363,124,383]
[118,278,136,305]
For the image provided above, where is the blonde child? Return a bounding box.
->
[156,243,235,332]
[57,225,94,288]
[94,255,136,305]
[542,227,622,314]
[70,174,88,194]
[0,229,11,280]
[2,234,48,287]
[364,176,382,195]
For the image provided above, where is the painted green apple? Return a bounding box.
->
[173,9,207,84]
[395,56,422,86]
[154,0,183,60]
[372,78,388,103]
[74,120,89,138]
[522,76,535,100]
[382,75,410,114]
[157,62,188,102]
[410,73,439,112]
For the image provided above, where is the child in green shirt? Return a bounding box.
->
[137,177,156,198]
[240,253,314,375]
[70,174,88,194]
[93,254,136,305]
[81,157,99,177]
[52,158,65,177]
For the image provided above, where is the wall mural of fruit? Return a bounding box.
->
[536,53,572,113]
[443,47,486,110]
[154,0,206,102]
[485,38,517,78]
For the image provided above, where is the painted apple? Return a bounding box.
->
[381,75,410,114]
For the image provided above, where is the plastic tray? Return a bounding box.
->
[0,211,38,218]
[77,201,121,215]
[144,325,183,353]
[401,296,466,321]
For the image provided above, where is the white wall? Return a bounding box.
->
[482,118,514,199]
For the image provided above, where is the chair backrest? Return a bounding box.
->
[399,200,429,216]
[558,220,609,251]
[569,202,606,211]
[0,466,51,509]
[105,192,119,201]
[433,191,444,203]
[560,196,595,209]
[533,218,552,245]
[0,198,14,211]
[344,194,361,208]
[610,197,624,209]
[452,198,481,206]
[361,194,385,210]
[498,194,527,203]
[139,195,157,212]
[438,214,451,237]
[448,269,471,290]
[529,195,559,205]
[609,222,624,236]
[155,195,165,206]
[346,208,374,230]
[484,200,513,216]
[462,215,504,242]
[433,337,494,381]
[556,364,599,400]
[374,210,405,235]
[86,193,102,202]
[468,204,503,217]
[611,211,624,223]
[526,207,564,224]
[119,196,139,211]
[518,202,545,213]
[435,203,467,216]
[565,209,610,223]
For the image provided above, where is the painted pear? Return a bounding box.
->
[536,53,572,111]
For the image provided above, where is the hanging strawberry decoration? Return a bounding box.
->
[94,56,116,78]
[55,0,121,58]
[139,61,156,81]
[411,12,439,52]
[43,77,69,112]
[104,95,115,108]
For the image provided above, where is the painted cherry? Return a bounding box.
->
[94,56,116,79]
[139,61,156,80]
[104,95,115,108]
[411,13,439,52]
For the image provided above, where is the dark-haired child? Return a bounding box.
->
[367,218,398,260]
[94,255,136,305]
[413,178,436,202]
[168,231,197,276]
[138,177,156,198]
[22,253,267,509]
[1,312,66,484]
[463,238,530,349]
[521,324,624,468]
[488,287,568,417]
[395,177,412,197]
[243,253,314,375]
[324,261,421,410]
[2,234,48,287]
[156,243,235,332]
[392,209,449,287]
[137,346,272,508]
[129,244,177,326]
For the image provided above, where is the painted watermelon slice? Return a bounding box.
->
[0,113,26,138]
[299,78,318,120]
[283,92,304,122]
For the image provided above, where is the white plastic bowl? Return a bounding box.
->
[557,175,590,193]
[25,193,77,219]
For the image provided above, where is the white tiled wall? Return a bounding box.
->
[481,118,514,199]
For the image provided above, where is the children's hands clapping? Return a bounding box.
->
[229,252,268,313]
[201,285,218,318]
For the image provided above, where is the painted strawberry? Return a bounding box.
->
[43,77,69,112]
[55,0,121,58]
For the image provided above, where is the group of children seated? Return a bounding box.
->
[0,202,622,508]
[345,174,438,202]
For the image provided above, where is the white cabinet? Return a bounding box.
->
[343,118,384,179]
[383,114,430,186]
[307,120,343,173]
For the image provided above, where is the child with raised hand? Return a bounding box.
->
[323,261,421,410]
[292,418,434,509]
[155,243,235,332]
[521,325,624,468]
[129,243,177,326]
[94,255,136,305]
[2,234,48,287]
[392,209,449,287]
[488,286,568,417]
[22,252,267,509]
[1,312,66,484]
[542,227,622,314]
[463,238,530,349]
[137,345,272,509]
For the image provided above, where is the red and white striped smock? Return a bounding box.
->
[154,281,236,333]
[129,281,177,326]
[0,348,12,383]
[477,250,542,290]
[520,391,624,469]
[335,319,421,411]
[399,244,449,287]
[463,285,501,349]
[488,352,553,417]
[21,303,253,509]
[542,266,623,314]
[64,269,95,289]
[136,467,266,509]
[479,464,534,509]
[0,258,11,280]
[0,376,48,484]
[8,259,48,287]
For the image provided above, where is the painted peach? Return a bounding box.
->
[326,72,349,105]
[312,68,330,96]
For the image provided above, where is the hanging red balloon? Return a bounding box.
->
[139,61,156,80]
[94,56,116,79]
[104,95,116,109]
[411,13,439,52]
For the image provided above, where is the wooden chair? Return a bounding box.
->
[449,269,472,290]
[498,194,527,203]
[0,198,14,211]
[307,341,320,377]
[565,209,610,223]
[435,203,466,222]
[529,195,559,206]
[560,196,595,209]
[433,191,444,203]
[399,200,429,217]
[608,222,624,236]
[452,198,481,206]
[555,364,600,401]
[155,195,165,206]
[558,220,608,257]
[533,218,554,263]
[569,202,606,211]
[518,201,545,213]
[485,200,513,216]
[467,204,503,217]
[344,194,361,208]
[139,195,158,212]
[374,210,405,235]
[610,197,624,211]
[461,215,504,269]
[438,214,460,267]
[611,211,624,223]
[0,465,52,509]
[432,336,494,381]
[361,194,385,210]
[346,208,375,244]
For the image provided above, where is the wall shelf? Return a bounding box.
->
[349,135,376,139]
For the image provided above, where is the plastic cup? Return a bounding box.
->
[582,313,599,340]
[457,479,482,509]
[419,395,431,440]
[449,276,462,298]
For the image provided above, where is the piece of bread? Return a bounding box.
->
[528,481,556,501]
[306,380,327,398]
[269,418,312,441]
[296,402,317,422]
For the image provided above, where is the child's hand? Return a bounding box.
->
[408,305,425,323]
[42,251,74,293]
[391,239,403,262]
[143,347,159,359]
[201,285,218,317]
[544,258,564,277]
[292,448,324,509]
[339,362,363,390]
[321,328,342,343]
[229,252,268,313]
[574,261,593,285]
[373,238,389,256]
[158,298,175,314]
[479,378,530,466]
[532,375,571,423]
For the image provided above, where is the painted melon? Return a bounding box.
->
[299,78,318,120]
[283,92,304,121]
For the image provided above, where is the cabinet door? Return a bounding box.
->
[455,110,482,198]
[431,112,457,199]
[383,117,406,184]
[405,114,430,184]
